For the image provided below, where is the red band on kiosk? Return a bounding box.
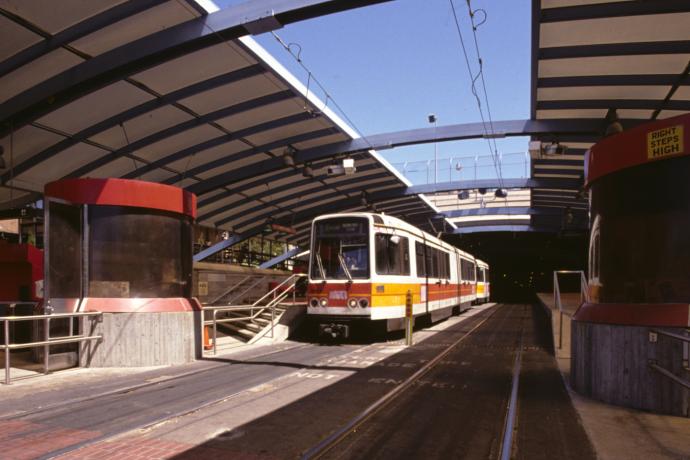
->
[586,113,689,187]
[574,302,690,328]
[45,178,196,219]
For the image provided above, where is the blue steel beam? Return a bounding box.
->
[450,225,559,234]
[0,0,394,137]
[259,247,303,269]
[441,206,587,219]
[0,64,266,184]
[188,119,601,196]
[406,177,583,195]
[0,0,169,77]
[193,234,243,262]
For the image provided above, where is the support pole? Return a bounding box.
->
[4,320,10,385]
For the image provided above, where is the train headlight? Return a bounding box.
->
[358,298,369,308]
[319,298,328,307]
[309,298,319,308]
[347,298,358,308]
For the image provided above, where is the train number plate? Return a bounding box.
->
[329,290,347,300]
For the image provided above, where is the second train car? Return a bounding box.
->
[306,212,487,338]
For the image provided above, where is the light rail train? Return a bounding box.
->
[306,213,489,338]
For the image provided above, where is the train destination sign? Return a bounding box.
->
[647,125,684,160]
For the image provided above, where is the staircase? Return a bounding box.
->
[204,274,306,353]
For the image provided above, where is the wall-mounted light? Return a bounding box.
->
[303,163,314,178]
[604,108,623,137]
[457,190,470,200]
[543,141,566,155]
[282,146,296,166]
[495,188,508,198]
[477,187,487,195]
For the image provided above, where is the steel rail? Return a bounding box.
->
[301,304,501,460]
[499,324,524,460]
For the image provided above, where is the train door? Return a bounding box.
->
[415,239,429,314]
[456,250,462,305]
[426,244,442,313]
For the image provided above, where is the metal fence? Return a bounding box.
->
[392,152,530,185]
[1,307,103,384]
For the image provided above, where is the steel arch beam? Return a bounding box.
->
[196,154,353,209]
[188,119,601,196]
[0,0,169,77]
[0,0,393,137]
[70,91,300,179]
[0,64,266,184]
[259,247,303,269]
[198,165,387,222]
[218,179,403,228]
[538,74,690,88]
[441,206,587,219]
[540,0,690,23]
[539,40,690,60]
[166,127,339,187]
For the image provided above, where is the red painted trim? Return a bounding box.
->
[573,302,690,327]
[45,178,197,218]
[586,113,690,186]
[83,297,201,313]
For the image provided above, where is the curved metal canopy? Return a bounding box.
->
[528,0,690,229]
[0,0,439,246]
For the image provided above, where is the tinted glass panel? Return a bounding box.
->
[311,218,369,280]
[48,201,82,298]
[89,206,192,298]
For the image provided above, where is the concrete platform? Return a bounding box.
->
[537,293,690,460]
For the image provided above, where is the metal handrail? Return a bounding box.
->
[648,328,690,389]
[2,311,103,385]
[553,270,588,349]
[202,274,306,354]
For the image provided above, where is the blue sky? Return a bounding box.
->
[215,0,532,181]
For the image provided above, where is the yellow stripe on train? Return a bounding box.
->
[477,283,485,295]
[370,283,421,307]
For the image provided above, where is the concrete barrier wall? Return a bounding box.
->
[193,262,291,304]
[79,311,201,367]
[571,320,689,417]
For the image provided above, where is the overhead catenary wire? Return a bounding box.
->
[448,0,506,196]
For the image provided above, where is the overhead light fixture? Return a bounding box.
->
[282,146,296,166]
[495,188,508,199]
[303,163,314,178]
[457,190,470,200]
[327,158,356,176]
[543,141,566,156]
[604,108,623,137]
[477,188,487,195]
[427,114,437,124]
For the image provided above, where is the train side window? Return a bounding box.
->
[415,242,426,277]
[375,234,409,275]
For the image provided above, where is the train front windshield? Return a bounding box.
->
[311,218,369,280]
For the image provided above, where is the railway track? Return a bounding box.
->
[302,303,527,460]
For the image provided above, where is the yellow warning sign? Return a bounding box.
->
[647,125,684,159]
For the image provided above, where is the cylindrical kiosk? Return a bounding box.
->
[573,113,690,416]
[44,178,201,367]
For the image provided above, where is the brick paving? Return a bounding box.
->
[56,436,275,459]
[0,420,99,460]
